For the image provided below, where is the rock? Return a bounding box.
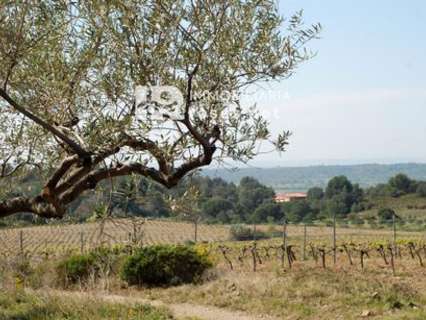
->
[227,282,237,292]
[361,310,373,317]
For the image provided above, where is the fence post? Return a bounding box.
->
[80,231,85,253]
[282,219,287,267]
[19,230,24,255]
[333,212,337,265]
[303,223,307,260]
[393,212,397,255]
[251,242,257,272]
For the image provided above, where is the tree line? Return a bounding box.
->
[64,172,426,225]
[3,172,426,227]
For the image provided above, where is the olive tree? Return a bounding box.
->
[0,1,320,218]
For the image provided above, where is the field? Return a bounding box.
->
[0,219,229,256]
[360,194,426,221]
[0,218,423,256]
[2,220,426,319]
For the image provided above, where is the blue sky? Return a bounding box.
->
[243,0,426,167]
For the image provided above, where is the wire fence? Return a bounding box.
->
[0,218,229,260]
[215,218,426,274]
[0,216,424,267]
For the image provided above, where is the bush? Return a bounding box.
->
[120,245,212,286]
[57,254,96,285]
[347,213,365,226]
[229,224,269,241]
[378,207,396,225]
[417,182,426,197]
[56,247,123,286]
[229,224,252,240]
[8,256,34,287]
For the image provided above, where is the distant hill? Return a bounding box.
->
[202,163,426,192]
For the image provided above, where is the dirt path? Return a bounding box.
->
[33,289,278,320]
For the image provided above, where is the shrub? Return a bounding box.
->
[347,213,364,226]
[183,240,196,246]
[417,182,426,197]
[378,207,396,225]
[229,224,252,241]
[229,224,269,241]
[120,245,212,286]
[56,247,123,286]
[56,254,96,285]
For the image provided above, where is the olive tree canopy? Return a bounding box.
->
[0,0,320,218]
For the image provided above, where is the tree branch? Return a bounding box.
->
[54,146,121,194]
[123,135,169,174]
[0,196,62,218]
[0,88,91,160]
[60,163,167,204]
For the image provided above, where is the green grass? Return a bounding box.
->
[365,194,426,215]
[0,290,174,320]
[358,194,426,231]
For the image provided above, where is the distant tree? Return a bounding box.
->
[231,203,246,223]
[305,187,324,215]
[143,191,170,218]
[215,210,233,224]
[326,194,350,218]
[201,197,234,222]
[388,174,415,195]
[237,177,275,218]
[417,182,426,197]
[307,187,324,201]
[366,183,389,197]
[351,184,364,203]
[325,176,353,199]
[250,202,284,223]
[210,180,238,204]
[350,202,364,213]
[239,177,264,190]
[324,176,365,216]
[366,175,420,198]
[286,200,313,223]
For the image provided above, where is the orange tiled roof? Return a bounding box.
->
[274,192,307,201]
